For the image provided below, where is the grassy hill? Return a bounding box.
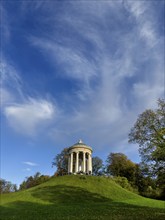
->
[0,175,165,220]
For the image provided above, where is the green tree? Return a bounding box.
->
[92,156,103,175]
[133,164,157,194]
[52,148,69,175]
[19,180,26,190]
[19,172,50,190]
[128,99,165,177]
[0,179,17,193]
[106,153,136,182]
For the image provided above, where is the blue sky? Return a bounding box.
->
[1,0,164,186]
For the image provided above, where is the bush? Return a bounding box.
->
[19,173,50,190]
[141,186,163,199]
[113,176,134,192]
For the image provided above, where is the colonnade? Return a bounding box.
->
[68,151,92,174]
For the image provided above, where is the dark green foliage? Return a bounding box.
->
[157,170,165,199]
[128,99,165,197]
[105,153,163,199]
[113,176,134,192]
[133,166,161,199]
[52,147,69,175]
[106,153,136,182]
[0,179,17,193]
[19,172,50,190]
[128,99,165,174]
[92,156,103,175]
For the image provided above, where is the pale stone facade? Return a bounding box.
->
[68,140,93,174]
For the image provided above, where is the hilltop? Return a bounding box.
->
[0,175,165,220]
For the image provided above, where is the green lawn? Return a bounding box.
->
[0,175,165,220]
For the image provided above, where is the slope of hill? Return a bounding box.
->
[0,175,165,220]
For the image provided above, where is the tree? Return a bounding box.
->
[33,172,41,180]
[128,99,165,177]
[106,153,136,182]
[0,179,17,193]
[19,172,50,190]
[133,164,157,194]
[92,156,103,175]
[52,148,69,175]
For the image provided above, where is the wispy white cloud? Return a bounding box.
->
[1,4,11,42]
[23,161,38,166]
[0,58,24,102]
[125,0,146,18]
[21,0,45,11]
[1,58,58,136]
[22,168,31,172]
[1,88,15,107]
[4,98,56,136]
[29,36,98,84]
[125,1,159,47]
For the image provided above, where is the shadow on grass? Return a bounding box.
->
[32,185,110,204]
[0,185,165,220]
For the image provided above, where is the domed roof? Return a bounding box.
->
[69,139,92,151]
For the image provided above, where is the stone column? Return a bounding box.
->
[68,155,70,173]
[70,152,73,173]
[89,153,91,173]
[86,153,89,173]
[88,154,90,173]
[76,152,79,173]
[90,154,92,173]
[83,152,86,173]
[88,154,92,174]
